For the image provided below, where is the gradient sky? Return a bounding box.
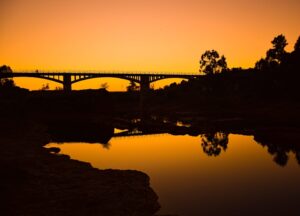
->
[1,0,299,90]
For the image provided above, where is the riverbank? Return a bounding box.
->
[2,88,300,215]
[1,117,160,216]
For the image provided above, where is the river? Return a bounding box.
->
[47,130,300,216]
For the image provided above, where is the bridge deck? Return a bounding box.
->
[11,71,200,76]
[1,71,201,91]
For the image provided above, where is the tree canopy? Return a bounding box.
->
[201,132,228,157]
[255,34,289,70]
[199,50,227,75]
[0,65,13,74]
[266,34,288,65]
[0,65,15,88]
[294,36,300,52]
[126,81,139,92]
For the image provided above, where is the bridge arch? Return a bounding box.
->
[147,77,189,89]
[3,74,63,84]
[149,76,191,83]
[71,75,141,84]
[71,76,137,91]
[9,76,63,90]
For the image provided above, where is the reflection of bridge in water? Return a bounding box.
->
[2,71,201,92]
[113,129,167,138]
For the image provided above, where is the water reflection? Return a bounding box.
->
[47,125,300,167]
[201,132,228,156]
[199,130,300,167]
[46,130,300,216]
[254,130,300,166]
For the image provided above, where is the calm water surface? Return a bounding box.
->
[47,131,300,216]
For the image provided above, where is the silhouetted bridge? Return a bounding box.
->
[1,71,200,91]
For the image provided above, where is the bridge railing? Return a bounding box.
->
[13,70,201,76]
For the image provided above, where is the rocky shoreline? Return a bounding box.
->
[1,121,160,216]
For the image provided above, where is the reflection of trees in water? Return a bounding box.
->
[254,132,300,167]
[101,142,111,149]
[296,152,300,165]
[269,145,300,167]
[266,144,289,166]
[200,131,300,166]
[201,132,229,156]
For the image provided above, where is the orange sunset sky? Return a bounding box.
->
[1,0,299,90]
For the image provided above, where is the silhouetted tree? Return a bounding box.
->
[266,34,288,65]
[273,152,289,167]
[265,144,289,167]
[40,83,49,91]
[201,132,228,156]
[296,151,300,165]
[100,82,109,90]
[294,36,300,52]
[1,79,15,88]
[254,132,293,167]
[199,50,227,75]
[127,81,139,92]
[0,65,13,74]
[255,58,269,70]
[0,65,15,88]
[255,35,288,70]
[55,86,63,91]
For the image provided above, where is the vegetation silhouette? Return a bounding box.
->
[199,50,227,75]
[127,80,140,92]
[254,129,300,167]
[40,83,50,91]
[100,82,109,90]
[255,34,288,70]
[201,132,229,156]
[145,34,300,125]
[294,36,300,51]
[0,65,15,88]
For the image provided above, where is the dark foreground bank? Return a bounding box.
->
[0,106,160,216]
[2,86,300,216]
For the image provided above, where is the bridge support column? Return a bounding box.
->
[63,75,72,92]
[140,75,150,120]
[140,75,150,93]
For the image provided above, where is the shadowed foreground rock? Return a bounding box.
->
[1,121,160,216]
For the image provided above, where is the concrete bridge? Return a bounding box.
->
[0,71,200,92]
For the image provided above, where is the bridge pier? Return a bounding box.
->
[140,75,150,93]
[63,75,72,92]
[140,75,150,120]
